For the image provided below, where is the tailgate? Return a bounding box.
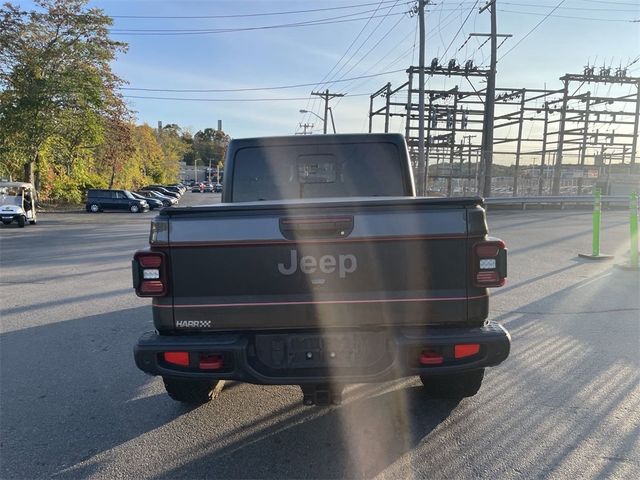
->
[161,199,486,330]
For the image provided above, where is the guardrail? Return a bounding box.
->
[485,195,635,210]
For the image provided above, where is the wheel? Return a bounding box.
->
[17,216,25,228]
[420,369,485,399]
[89,203,100,213]
[163,377,220,404]
[130,204,140,213]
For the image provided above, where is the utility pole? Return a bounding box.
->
[463,135,476,194]
[297,123,314,135]
[479,0,498,198]
[552,78,569,195]
[311,90,344,134]
[417,0,427,195]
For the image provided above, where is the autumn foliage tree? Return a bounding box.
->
[0,0,192,202]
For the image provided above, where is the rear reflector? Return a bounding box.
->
[455,343,481,359]
[140,280,164,294]
[475,271,500,284]
[419,350,444,365]
[199,354,224,370]
[164,351,189,367]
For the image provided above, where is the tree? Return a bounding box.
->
[192,128,230,169]
[0,0,128,186]
[158,123,189,182]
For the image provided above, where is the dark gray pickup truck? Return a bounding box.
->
[133,133,510,406]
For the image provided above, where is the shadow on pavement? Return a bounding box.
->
[155,387,460,479]
[0,307,191,479]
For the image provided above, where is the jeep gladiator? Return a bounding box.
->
[133,133,510,406]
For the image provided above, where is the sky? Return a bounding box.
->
[17,0,640,144]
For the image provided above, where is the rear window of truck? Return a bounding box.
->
[231,142,406,202]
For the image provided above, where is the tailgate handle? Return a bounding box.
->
[279,216,354,240]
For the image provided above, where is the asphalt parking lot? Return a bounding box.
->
[1,193,638,479]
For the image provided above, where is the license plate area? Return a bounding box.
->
[251,331,391,376]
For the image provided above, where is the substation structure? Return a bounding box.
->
[369,63,640,197]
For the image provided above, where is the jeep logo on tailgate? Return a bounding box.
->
[278,249,357,278]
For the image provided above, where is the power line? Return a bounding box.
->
[109,0,403,19]
[327,9,408,87]
[123,93,372,102]
[121,69,409,93]
[317,1,403,90]
[440,1,480,60]
[498,1,567,61]
[582,0,640,5]
[340,1,473,96]
[499,8,638,22]
[297,0,388,132]
[500,2,638,12]
[110,9,409,35]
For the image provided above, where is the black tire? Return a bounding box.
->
[420,369,485,399]
[89,203,100,213]
[130,204,140,213]
[163,377,219,404]
[17,216,25,228]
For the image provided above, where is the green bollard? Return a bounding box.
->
[616,191,639,270]
[592,189,602,256]
[579,188,614,260]
[631,192,639,268]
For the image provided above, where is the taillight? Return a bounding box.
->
[473,238,507,287]
[164,351,189,367]
[133,251,168,297]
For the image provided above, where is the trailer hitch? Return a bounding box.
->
[300,383,344,406]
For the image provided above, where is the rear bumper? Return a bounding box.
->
[134,321,510,384]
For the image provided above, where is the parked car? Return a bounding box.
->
[213,183,223,193]
[140,186,180,200]
[131,192,163,210]
[191,183,204,193]
[86,189,149,213]
[146,184,182,197]
[135,190,176,207]
[203,183,215,193]
[168,183,187,195]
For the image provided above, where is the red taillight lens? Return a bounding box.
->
[455,343,481,359]
[419,350,444,365]
[164,351,189,367]
[473,238,507,287]
[139,255,162,268]
[199,354,224,370]
[140,280,164,294]
[133,251,167,297]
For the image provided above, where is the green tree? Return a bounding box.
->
[158,123,189,182]
[192,128,230,169]
[0,0,128,186]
